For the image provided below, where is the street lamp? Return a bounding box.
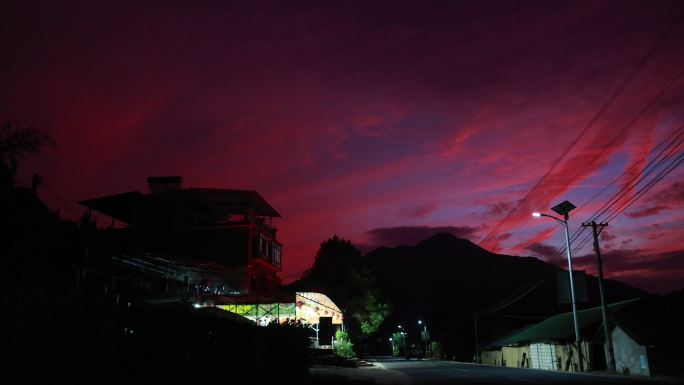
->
[418,320,429,358]
[398,328,407,356]
[533,200,584,371]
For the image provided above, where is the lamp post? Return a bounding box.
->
[398,325,406,356]
[418,320,428,358]
[533,200,583,371]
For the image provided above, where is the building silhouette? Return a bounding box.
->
[78,176,282,302]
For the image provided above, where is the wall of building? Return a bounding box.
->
[502,345,530,368]
[555,343,574,371]
[612,326,650,376]
[499,342,591,372]
[480,349,503,366]
[556,341,593,372]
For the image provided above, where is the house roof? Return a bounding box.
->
[214,292,296,305]
[495,298,640,346]
[79,191,143,223]
[79,188,280,223]
[609,298,684,346]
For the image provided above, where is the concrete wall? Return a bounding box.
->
[612,326,650,376]
[554,341,592,372]
[480,349,503,366]
[555,343,575,372]
[502,345,530,368]
[499,342,591,372]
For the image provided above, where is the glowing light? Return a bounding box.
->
[216,292,343,326]
[532,212,542,217]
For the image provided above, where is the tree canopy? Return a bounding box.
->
[300,235,389,349]
[0,120,53,184]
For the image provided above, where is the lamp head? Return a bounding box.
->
[532,212,542,217]
[551,200,576,217]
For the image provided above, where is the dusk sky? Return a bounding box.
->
[3,0,684,294]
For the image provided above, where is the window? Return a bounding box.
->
[273,243,281,269]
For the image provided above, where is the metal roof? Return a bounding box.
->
[495,298,640,346]
[79,191,143,223]
[79,188,280,223]
[183,188,281,217]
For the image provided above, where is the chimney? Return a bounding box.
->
[147,176,183,194]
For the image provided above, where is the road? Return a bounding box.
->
[311,357,678,385]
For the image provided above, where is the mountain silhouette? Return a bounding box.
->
[365,232,647,320]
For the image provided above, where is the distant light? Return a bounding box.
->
[418,320,422,324]
[389,337,393,342]
[193,304,201,308]
[398,325,402,329]
[532,212,542,217]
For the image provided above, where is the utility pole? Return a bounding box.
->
[582,221,616,372]
[473,311,479,363]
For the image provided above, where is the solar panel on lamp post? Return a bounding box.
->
[532,200,584,372]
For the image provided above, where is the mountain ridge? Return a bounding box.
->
[364,232,647,320]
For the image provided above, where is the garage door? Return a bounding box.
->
[529,343,556,370]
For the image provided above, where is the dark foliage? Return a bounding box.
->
[290,235,389,355]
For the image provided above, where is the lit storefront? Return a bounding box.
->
[215,292,343,327]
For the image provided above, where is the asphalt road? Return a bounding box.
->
[312,357,679,385]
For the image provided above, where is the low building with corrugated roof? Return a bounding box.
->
[479,297,683,377]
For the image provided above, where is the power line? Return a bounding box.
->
[590,124,684,222]
[577,122,684,211]
[479,10,684,248]
[472,11,684,319]
[482,134,683,316]
[604,151,684,222]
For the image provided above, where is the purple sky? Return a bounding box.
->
[3,0,684,293]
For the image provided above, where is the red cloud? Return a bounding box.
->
[512,227,558,256]
[625,205,669,218]
[572,248,684,294]
[400,203,439,218]
[525,242,558,260]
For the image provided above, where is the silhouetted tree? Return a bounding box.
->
[0,119,61,306]
[0,120,53,184]
[300,235,389,353]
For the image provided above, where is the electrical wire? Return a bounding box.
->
[479,10,684,248]
[479,123,684,316]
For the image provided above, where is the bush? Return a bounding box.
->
[334,331,355,358]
